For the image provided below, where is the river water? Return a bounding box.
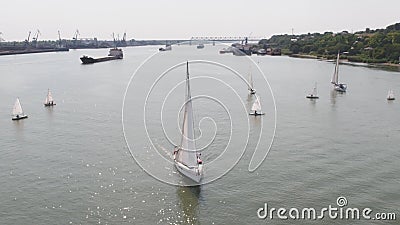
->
[0,44,399,224]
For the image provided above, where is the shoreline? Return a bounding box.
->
[0,48,69,56]
[289,54,400,72]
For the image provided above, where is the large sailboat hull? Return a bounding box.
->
[174,160,202,183]
[12,115,28,120]
[334,84,347,92]
[44,103,56,107]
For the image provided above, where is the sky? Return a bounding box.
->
[1,0,400,41]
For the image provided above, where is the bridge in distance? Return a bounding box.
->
[190,36,263,42]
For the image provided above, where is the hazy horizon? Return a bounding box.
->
[1,0,399,41]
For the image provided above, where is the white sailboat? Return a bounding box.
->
[331,52,347,92]
[248,66,256,95]
[387,90,395,100]
[44,89,56,106]
[173,61,203,183]
[306,82,319,99]
[249,95,265,116]
[12,98,28,120]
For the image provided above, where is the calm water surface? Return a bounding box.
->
[0,45,399,224]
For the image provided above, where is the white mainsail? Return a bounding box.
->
[12,98,24,116]
[248,67,254,91]
[176,62,198,168]
[331,52,340,84]
[251,96,262,112]
[312,83,318,96]
[387,90,395,99]
[44,89,54,104]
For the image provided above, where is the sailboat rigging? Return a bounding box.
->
[331,52,347,92]
[44,89,56,106]
[306,82,319,99]
[248,66,256,95]
[173,61,203,183]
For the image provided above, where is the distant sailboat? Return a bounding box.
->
[12,98,28,120]
[248,66,256,95]
[331,52,347,92]
[196,43,204,49]
[159,41,172,51]
[44,89,56,106]
[387,90,395,100]
[173,61,203,183]
[306,82,319,99]
[249,95,265,116]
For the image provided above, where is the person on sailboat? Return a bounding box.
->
[197,153,202,164]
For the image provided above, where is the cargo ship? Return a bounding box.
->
[80,48,123,64]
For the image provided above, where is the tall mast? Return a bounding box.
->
[177,61,198,167]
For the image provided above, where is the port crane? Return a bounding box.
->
[58,30,62,48]
[0,32,4,42]
[72,29,80,48]
[241,32,252,45]
[31,29,41,48]
[120,32,127,46]
[25,31,31,47]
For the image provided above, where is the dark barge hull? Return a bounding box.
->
[80,56,122,64]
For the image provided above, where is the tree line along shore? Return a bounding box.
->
[258,22,400,65]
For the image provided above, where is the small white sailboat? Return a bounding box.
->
[248,66,256,95]
[387,90,395,100]
[44,89,56,106]
[306,82,319,99]
[331,52,347,92]
[12,98,28,120]
[173,61,203,183]
[249,95,265,116]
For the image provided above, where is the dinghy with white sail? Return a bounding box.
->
[249,95,265,116]
[44,89,56,106]
[387,90,395,100]
[12,98,28,120]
